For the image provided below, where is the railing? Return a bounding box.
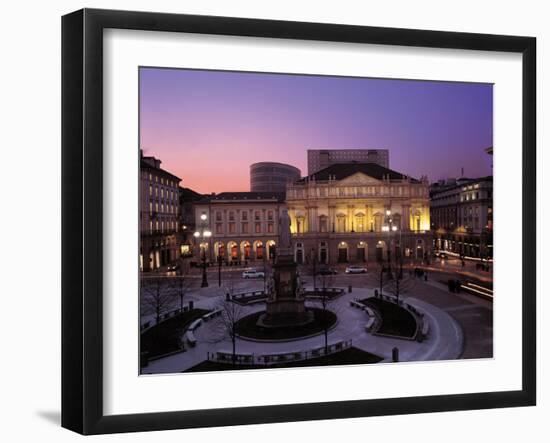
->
[141,229,179,237]
[140,305,192,332]
[212,339,353,366]
[292,230,429,237]
[230,290,268,305]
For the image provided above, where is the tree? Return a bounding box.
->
[382,269,416,304]
[216,299,245,365]
[140,277,175,326]
[205,272,245,365]
[175,276,191,311]
[318,272,338,354]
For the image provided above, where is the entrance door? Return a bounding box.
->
[296,249,303,264]
[357,248,365,262]
[376,246,383,262]
[338,247,348,263]
[320,248,328,264]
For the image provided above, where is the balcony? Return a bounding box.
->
[141,229,179,238]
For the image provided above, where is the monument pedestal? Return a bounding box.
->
[258,252,313,328]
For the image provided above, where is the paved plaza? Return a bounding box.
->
[140,259,493,374]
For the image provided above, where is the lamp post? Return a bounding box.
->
[382,209,396,279]
[217,254,223,287]
[311,247,317,295]
[194,213,211,288]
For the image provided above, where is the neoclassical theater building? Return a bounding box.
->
[286,163,431,264]
[193,163,431,266]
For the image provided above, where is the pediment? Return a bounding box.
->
[338,172,381,185]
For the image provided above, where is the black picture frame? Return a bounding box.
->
[61,8,536,435]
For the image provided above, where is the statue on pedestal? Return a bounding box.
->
[257,207,312,327]
[279,209,292,251]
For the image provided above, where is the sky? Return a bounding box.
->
[139,67,493,194]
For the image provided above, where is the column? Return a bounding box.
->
[401,205,411,231]
[310,206,318,232]
[365,204,372,232]
[329,205,336,232]
[347,205,354,232]
[306,207,312,233]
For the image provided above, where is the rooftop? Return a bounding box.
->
[200,191,286,203]
[298,162,419,183]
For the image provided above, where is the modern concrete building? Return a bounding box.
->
[285,162,431,264]
[139,150,182,271]
[307,149,389,174]
[250,162,301,193]
[430,176,493,259]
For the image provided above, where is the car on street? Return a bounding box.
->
[345,265,367,274]
[318,267,338,275]
[167,263,179,272]
[242,268,265,279]
[436,252,448,259]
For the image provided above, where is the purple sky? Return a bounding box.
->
[139,67,493,193]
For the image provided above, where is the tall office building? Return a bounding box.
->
[307,149,389,175]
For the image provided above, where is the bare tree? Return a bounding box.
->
[203,272,246,365]
[317,272,338,354]
[174,276,192,312]
[140,277,174,326]
[216,299,245,365]
[382,270,416,304]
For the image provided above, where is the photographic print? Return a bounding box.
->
[138,67,494,375]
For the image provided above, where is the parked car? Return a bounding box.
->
[319,267,338,275]
[166,263,179,272]
[345,265,367,274]
[242,268,265,279]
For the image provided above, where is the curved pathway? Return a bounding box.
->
[143,283,464,374]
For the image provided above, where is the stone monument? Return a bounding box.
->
[258,209,313,327]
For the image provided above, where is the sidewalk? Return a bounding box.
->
[143,286,465,374]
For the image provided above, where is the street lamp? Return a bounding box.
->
[194,213,211,288]
[383,210,394,279]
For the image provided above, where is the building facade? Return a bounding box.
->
[179,186,203,258]
[139,151,182,271]
[192,192,286,264]
[250,162,301,193]
[286,163,431,264]
[307,149,389,174]
[430,176,493,259]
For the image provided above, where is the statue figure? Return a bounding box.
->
[279,209,292,249]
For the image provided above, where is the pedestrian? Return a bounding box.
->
[448,279,455,293]
[424,272,428,281]
[455,280,461,293]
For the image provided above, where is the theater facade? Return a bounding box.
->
[285,163,432,265]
